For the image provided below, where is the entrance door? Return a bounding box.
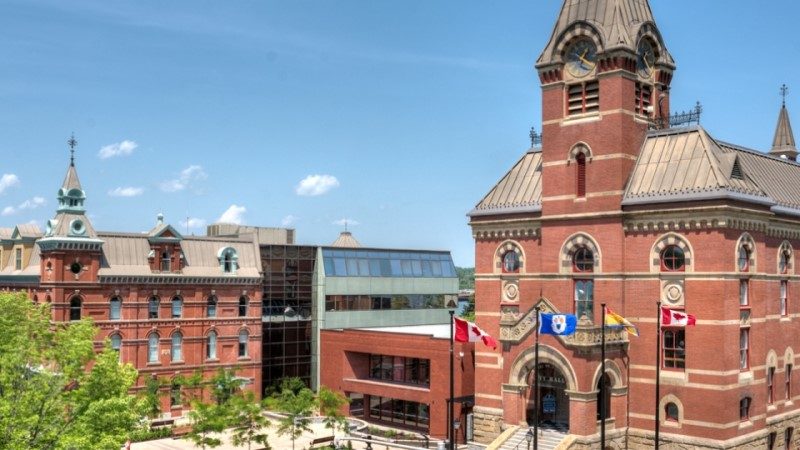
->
[526,363,569,430]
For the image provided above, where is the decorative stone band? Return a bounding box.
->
[470,219,541,241]
[499,299,628,351]
[99,276,260,285]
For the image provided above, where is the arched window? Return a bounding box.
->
[661,246,685,272]
[238,296,248,317]
[219,247,239,274]
[739,397,751,421]
[576,152,587,198]
[69,296,82,321]
[147,334,159,363]
[665,402,679,422]
[170,381,181,407]
[110,333,122,353]
[207,331,217,360]
[502,251,520,273]
[738,245,750,272]
[573,247,594,272]
[238,330,249,357]
[596,373,611,420]
[780,248,792,274]
[148,297,159,319]
[768,366,776,405]
[161,251,171,272]
[207,296,217,318]
[171,332,183,362]
[171,297,182,319]
[109,296,122,320]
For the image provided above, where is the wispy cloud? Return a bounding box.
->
[296,174,339,196]
[218,204,246,225]
[160,165,207,192]
[281,214,298,227]
[98,140,138,159]
[108,186,144,197]
[180,217,207,230]
[0,174,20,194]
[332,218,359,227]
[2,196,45,216]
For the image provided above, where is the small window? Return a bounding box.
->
[161,251,171,272]
[788,364,793,401]
[663,329,686,369]
[739,280,749,306]
[238,330,248,357]
[665,402,679,422]
[781,281,789,317]
[781,250,792,274]
[502,251,520,273]
[147,334,159,363]
[148,297,159,319]
[739,329,750,370]
[770,432,778,450]
[769,366,776,405]
[738,246,750,271]
[740,397,751,421]
[220,248,238,274]
[69,296,82,321]
[635,82,653,116]
[786,427,794,450]
[573,247,594,272]
[567,81,599,115]
[15,248,22,271]
[170,382,181,408]
[574,280,594,321]
[171,297,182,319]
[238,296,248,317]
[171,332,183,362]
[110,334,122,354]
[109,296,122,320]
[576,152,587,198]
[207,296,217,318]
[661,246,685,271]
[207,331,217,360]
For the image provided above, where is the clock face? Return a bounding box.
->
[637,40,656,78]
[565,39,597,78]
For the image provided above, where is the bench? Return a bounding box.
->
[308,435,335,449]
[172,425,192,437]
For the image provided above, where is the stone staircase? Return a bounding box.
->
[497,426,568,450]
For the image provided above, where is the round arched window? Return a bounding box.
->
[573,247,594,272]
[502,251,520,273]
[661,246,685,271]
[665,402,679,422]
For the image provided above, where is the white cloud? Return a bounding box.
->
[2,196,46,216]
[0,174,20,194]
[98,140,138,159]
[108,186,144,197]
[159,165,208,192]
[180,217,207,229]
[332,218,359,227]
[295,174,339,196]
[218,204,246,225]
[281,215,298,227]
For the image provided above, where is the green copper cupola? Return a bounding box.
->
[57,134,87,214]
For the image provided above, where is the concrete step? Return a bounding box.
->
[498,427,567,450]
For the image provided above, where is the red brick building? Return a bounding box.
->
[320,325,474,443]
[469,0,800,448]
[1,155,263,418]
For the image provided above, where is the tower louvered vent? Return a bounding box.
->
[731,158,744,180]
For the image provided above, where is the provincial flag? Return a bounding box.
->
[604,307,639,337]
[539,313,578,336]
[454,317,498,349]
[660,307,696,327]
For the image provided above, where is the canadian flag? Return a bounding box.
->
[454,317,498,349]
[660,307,696,327]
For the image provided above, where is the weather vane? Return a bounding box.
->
[68,133,78,166]
[781,84,789,107]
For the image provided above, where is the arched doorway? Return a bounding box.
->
[526,363,570,430]
[596,373,611,421]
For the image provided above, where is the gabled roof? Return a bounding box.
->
[12,224,43,240]
[469,149,543,217]
[623,126,800,214]
[537,0,673,67]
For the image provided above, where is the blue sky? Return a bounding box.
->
[1,1,798,266]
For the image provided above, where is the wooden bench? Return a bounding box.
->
[172,425,192,437]
[308,435,335,449]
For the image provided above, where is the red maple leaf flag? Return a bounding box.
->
[660,307,696,327]
[454,317,498,349]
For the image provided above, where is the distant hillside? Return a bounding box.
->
[455,267,475,290]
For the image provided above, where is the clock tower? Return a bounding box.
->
[38,136,104,322]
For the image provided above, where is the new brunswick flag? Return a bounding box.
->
[604,307,639,337]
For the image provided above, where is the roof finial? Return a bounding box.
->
[344,219,348,232]
[67,133,77,166]
[781,84,789,108]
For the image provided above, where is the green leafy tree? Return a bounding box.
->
[317,386,349,436]
[0,292,144,450]
[138,375,163,422]
[229,391,272,450]
[455,267,475,290]
[266,378,315,450]
[185,400,227,449]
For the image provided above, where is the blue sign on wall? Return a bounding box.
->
[542,393,556,414]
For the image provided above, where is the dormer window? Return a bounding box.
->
[161,251,171,272]
[218,247,239,274]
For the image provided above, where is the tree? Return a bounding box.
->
[265,378,315,450]
[138,375,163,423]
[185,400,227,449]
[229,391,272,450]
[317,386,349,436]
[0,292,144,450]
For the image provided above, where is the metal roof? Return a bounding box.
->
[331,231,362,248]
[770,106,798,160]
[469,149,543,217]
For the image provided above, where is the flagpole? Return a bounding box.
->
[449,310,455,450]
[655,301,661,450]
[533,306,540,450]
[600,303,606,450]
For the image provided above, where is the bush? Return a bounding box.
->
[130,427,173,442]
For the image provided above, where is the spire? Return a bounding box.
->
[770,85,798,161]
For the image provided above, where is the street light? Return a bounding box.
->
[525,428,534,450]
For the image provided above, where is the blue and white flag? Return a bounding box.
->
[539,313,578,336]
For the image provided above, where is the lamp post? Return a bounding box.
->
[525,428,534,450]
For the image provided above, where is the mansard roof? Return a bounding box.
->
[537,0,673,67]
[623,126,800,215]
[469,149,542,217]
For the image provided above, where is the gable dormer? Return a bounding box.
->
[147,213,184,273]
